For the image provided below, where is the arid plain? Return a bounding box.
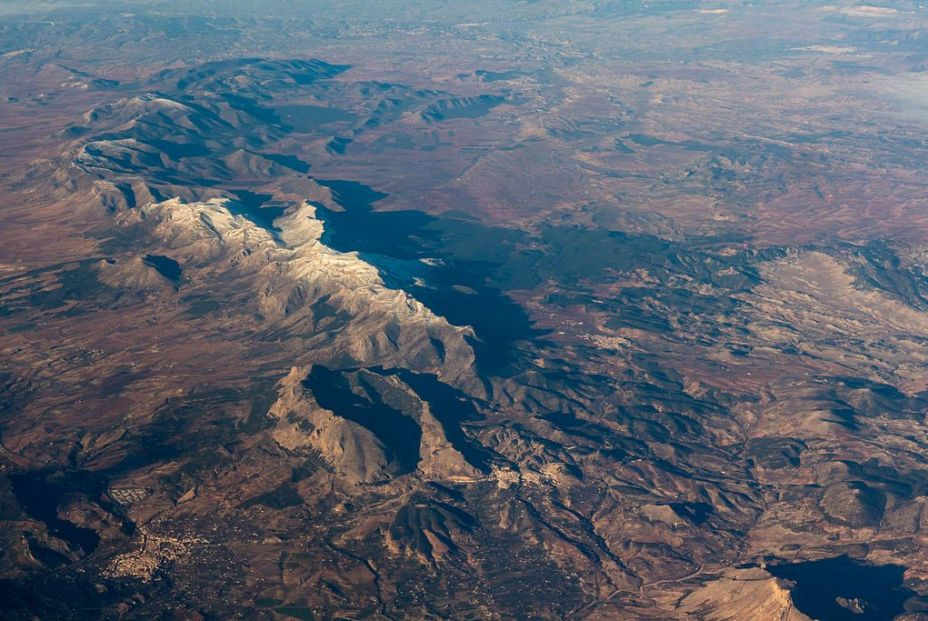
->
[3,1,928,619]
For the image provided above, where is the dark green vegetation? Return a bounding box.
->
[274,104,356,133]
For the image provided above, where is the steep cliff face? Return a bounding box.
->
[673,568,812,621]
[268,365,483,486]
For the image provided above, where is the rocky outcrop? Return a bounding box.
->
[123,197,477,384]
[819,481,886,528]
[96,256,176,292]
[267,365,485,486]
[674,568,811,621]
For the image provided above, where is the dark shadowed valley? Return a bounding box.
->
[3,1,928,619]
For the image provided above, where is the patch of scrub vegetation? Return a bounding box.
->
[314,177,764,372]
[242,483,303,509]
[422,94,507,121]
[274,104,355,132]
[25,260,111,312]
[274,605,315,620]
[182,294,223,317]
[475,69,526,82]
[843,240,928,311]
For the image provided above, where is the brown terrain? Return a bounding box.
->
[3,1,928,619]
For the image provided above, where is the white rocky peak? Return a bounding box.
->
[131,197,478,383]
